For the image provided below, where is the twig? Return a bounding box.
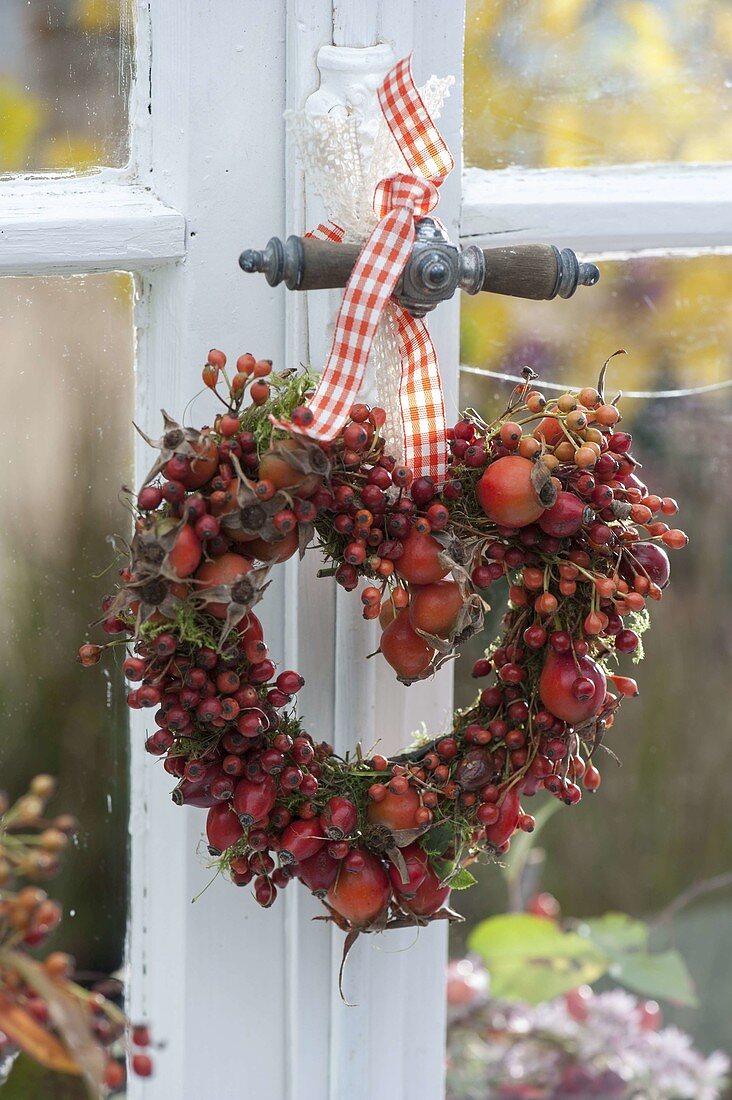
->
[654,870,732,925]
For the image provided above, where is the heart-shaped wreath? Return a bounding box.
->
[79,349,686,946]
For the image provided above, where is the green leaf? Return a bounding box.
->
[580,914,698,1006]
[430,858,455,883]
[468,914,609,1004]
[610,949,699,1007]
[450,868,478,891]
[421,823,453,856]
[581,912,649,955]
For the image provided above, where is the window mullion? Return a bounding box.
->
[0,177,185,275]
[461,163,732,253]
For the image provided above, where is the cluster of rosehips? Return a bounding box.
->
[0,779,153,1093]
[432,380,686,811]
[207,773,455,928]
[306,403,477,682]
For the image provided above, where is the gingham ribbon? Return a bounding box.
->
[300,55,454,485]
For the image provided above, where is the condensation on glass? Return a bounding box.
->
[0,274,133,1006]
[455,254,732,1060]
[465,0,732,169]
[0,1,134,172]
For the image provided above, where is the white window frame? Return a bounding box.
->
[1,3,729,1097]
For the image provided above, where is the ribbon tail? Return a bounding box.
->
[304,206,415,443]
[306,221,345,243]
[394,310,448,488]
[378,56,455,183]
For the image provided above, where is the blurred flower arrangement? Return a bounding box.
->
[0,778,152,1097]
[445,802,730,1099]
[446,969,729,1100]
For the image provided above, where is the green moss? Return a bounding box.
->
[238,368,321,451]
[139,602,219,650]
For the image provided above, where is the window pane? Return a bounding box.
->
[455,255,732,1061]
[0,1,134,172]
[465,0,732,169]
[0,273,133,1095]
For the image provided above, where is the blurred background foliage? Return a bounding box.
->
[0,0,731,1093]
[460,0,732,1066]
[457,255,732,1067]
[0,273,134,1096]
[0,0,133,173]
[465,0,732,168]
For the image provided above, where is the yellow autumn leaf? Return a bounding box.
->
[0,82,44,172]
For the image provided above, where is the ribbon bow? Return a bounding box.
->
[301,55,454,486]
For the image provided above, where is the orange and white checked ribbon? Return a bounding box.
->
[301,55,454,486]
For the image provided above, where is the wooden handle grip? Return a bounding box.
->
[293,239,562,300]
[481,245,560,300]
[297,238,362,291]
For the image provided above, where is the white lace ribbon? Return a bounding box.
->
[286,74,454,462]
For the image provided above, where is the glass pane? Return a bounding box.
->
[465,0,732,169]
[0,273,133,1094]
[453,255,732,1077]
[0,1,134,172]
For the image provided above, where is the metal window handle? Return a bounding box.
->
[239,216,599,318]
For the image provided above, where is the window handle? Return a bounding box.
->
[240,217,599,318]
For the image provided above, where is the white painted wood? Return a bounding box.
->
[280,9,335,1100]
[127,4,292,1099]
[127,4,464,1099]
[460,163,732,253]
[313,8,465,1100]
[0,176,185,274]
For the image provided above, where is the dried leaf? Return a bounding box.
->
[386,846,409,885]
[338,930,361,1006]
[0,996,80,1076]
[530,459,558,508]
[387,904,465,929]
[388,823,431,848]
[298,521,315,559]
[597,349,627,403]
[9,952,106,1096]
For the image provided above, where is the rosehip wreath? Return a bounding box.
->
[79,350,687,950]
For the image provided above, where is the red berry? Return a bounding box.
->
[298,848,339,896]
[250,379,270,404]
[291,738,315,766]
[206,802,244,853]
[280,819,326,865]
[276,670,304,694]
[539,650,606,725]
[523,624,547,650]
[615,629,639,653]
[387,843,428,897]
[132,1053,153,1078]
[292,404,314,429]
[104,1061,126,1089]
[138,485,163,510]
[320,796,358,840]
[583,764,602,791]
[254,876,278,908]
[326,850,391,927]
[233,775,277,825]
